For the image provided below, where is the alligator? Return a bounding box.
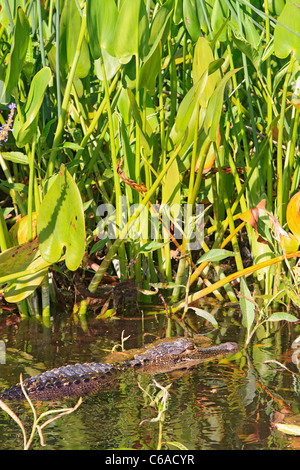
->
[0,338,238,401]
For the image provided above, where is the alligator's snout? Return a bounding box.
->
[219,341,239,352]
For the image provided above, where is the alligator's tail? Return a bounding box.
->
[0,361,122,401]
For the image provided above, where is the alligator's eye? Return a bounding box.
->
[186,345,195,351]
[83,378,90,383]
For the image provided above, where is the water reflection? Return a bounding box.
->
[0,308,299,449]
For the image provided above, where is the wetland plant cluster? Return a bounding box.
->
[0,0,299,344]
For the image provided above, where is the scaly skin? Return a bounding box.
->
[0,338,238,401]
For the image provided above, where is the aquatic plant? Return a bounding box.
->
[139,378,188,450]
[0,0,298,338]
[0,374,82,450]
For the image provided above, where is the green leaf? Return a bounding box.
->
[192,37,220,104]
[149,6,170,47]
[138,9,172,94]
[170,71,208,146]
[0,240,50,303]
[90,237,109,255]
[162,158,181,219]
[240,277,255,336]
[274,0,300,62]
[1,152,28,165]
[268,0,285,16]
[2,7,30,100]
[197,249,236,264]
[86,0,118,59]
[0,240,39,279]
[211,0,229,42]
[114,0,149,64]
[189,306,218,328]
[204,68,241,141]
[94,48,120,82]
[60,0,91,78]
[231,30,262,71]
[14,67,52,147]
[127,89,152,154]
[137,240,169,254]
[183,0,201,41]
[267,312,298,322]
[37,165,86,271]
[4,268,48,303]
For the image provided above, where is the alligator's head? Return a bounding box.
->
[133,338,238,373]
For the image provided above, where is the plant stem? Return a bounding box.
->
[46,6,87,178]
[277,53,295,225]
[170,250,300,314]
[88,140,184,293]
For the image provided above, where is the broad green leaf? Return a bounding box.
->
[86,0,118,59]
[37,165,86,271]
[0,240,50,302]
[231,30,262,72]
[170,71,208,146]
[204,68,241,141]
[114,0,149,64]
[173,0,184,24]
[137,240,169,254]
[197,249,236,264]
[1,152,28,165]
[192,36,220,105]
[211,0,229,42]
[262,38,274,62]
[268,0,285,16]
[267,312,298,322]
[138,10,172,94]
[3,7,30,100]
[0,0,23,31]
[4,267,48,303]
[94,48,120,82]
[240,277,255,336]
[162,158,181,219]
[244,12,261,49]
[149,6,170,47]
[189,306,218,328]
[9,213,37,245]
[127,89,152,154]
[183,0,201,41]
[0,240,39,278]
[14,67,52,147]
[90,237,109,255]
[60,0,91,78]
[273,0,300,62]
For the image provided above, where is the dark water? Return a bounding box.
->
[0,306,300,450]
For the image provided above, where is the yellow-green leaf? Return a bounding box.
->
[37,165,86,271]
[286,191,300,243]
[273,0,300,62]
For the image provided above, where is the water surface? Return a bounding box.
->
[0,308,299,450]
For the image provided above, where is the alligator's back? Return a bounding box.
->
[0,338,238,401]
